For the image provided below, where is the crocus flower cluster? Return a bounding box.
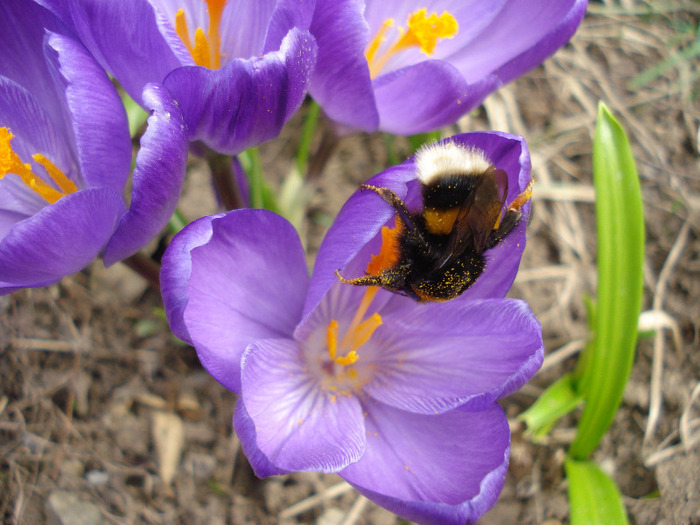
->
[309,0,588,134]
[39,0,318,154]
[161,132,544,524]
[0,0,187,294]
[38,0,589,145]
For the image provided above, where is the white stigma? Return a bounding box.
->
[415,142,492,184]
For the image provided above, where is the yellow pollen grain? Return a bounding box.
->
[366,9,458,78]
[0,127,73,204]
[405,9,458,55]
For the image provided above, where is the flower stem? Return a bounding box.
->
[122,252,161,291]
[208,150,245,210]
[245,147,264,209]
[297,100,321,176]
[307,129,337,181]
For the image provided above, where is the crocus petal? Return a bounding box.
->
[0,188,126,293]
[178,210,309,393]
[448,0,588,85]
[160,213,224,344]
[103,83,188,265]
[44,31,131,192]
[340,402,510,525]
[0,210,29,241]
[233,397,290,478]
[241,338,366,472]
[373,60,497,135]
[43,0,183,104]
[361,299,543,414]
[308,0,379,132]
[163,28,317,154]
[0,1,73,135]
[262,0,316,54]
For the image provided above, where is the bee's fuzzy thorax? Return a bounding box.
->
[415,142,492,185]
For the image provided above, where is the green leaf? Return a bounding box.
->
[569,102,645,459]
[520,373,584,440]
[167,209,188,235]
[408,131,441,152]
[240,147,279,212]
[565,458,628,525]
[296,99,321,175]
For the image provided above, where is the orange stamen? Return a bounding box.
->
[326,288,383,368]
[0,128,74,204]
[366,9,458,78]
[174,9,192,49]
[493,179,535,230]
[175,0,227,69]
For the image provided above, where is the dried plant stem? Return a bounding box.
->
[645,220,691,443]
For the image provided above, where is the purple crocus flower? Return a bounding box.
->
[161,132,543,524]
[39,0,318,154]
[0,0,187,294]
[309,0,588,134]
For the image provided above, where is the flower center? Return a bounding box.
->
[0,127,77,204]
[175,0,226,69]
[365,8,458,79]
[326,287,382,369]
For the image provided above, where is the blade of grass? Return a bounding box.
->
[569,102,645,459]
[629,36,700,90]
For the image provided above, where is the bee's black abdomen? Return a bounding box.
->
[409,250,486,302]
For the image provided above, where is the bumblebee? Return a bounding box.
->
[336,142,533,302]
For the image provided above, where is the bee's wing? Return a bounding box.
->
[435,168,509,270]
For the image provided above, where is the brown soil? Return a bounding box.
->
[2,2,699,524]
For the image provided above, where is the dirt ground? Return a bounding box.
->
[1,2,699,524]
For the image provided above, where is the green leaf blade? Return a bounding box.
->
[570,102,645,459]
[565,458,628,525]
[520,373,584,440]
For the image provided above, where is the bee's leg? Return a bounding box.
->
[486,179,534,249]
[360,184,427,246]
[508,178,534,212]
[486,209,521,249]
[334,269,383,287]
